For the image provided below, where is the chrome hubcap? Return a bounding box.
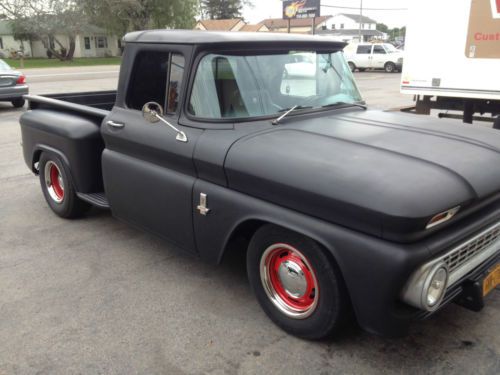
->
[44,161,65,203]
[260,243,319,319]
[278,260,308,298]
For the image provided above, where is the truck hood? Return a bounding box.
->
[224,110,500,241]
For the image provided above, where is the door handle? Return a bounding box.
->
[107,120,124,129]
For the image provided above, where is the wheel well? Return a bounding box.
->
[221,219,267,264]
[32,149,42,174]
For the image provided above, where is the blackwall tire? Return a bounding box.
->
[11,98,25,108]
[348,62,356,72]
[384,62,396,73]
[39,152,90,218]
[247,224,350,340]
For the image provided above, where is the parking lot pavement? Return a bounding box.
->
[0,71,499,375]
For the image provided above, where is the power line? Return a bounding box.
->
[321,5,408,11]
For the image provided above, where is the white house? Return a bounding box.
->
[318,13,386,42]
[0,20,120,58]
[324,13,377,31]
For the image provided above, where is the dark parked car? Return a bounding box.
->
[19,31,499,340]
[0,59,27,108]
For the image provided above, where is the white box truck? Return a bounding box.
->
[401,0,500,127]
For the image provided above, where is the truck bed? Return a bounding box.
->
[24,90,116,119]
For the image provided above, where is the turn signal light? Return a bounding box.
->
[426,206,460,229]
[16,75,26,85]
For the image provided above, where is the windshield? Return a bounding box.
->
[384,44,398,53]
[188,51,362,119]
[0,60,12,71]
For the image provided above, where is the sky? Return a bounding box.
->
[242,0,409,28]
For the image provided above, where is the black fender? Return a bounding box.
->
[192,179,432,337]
[20,109,105,193]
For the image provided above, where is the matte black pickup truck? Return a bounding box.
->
[20,31,500,339]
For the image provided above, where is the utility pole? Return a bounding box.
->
[358,0,363,42]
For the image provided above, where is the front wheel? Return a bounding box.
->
[384,62,396,73]
[39,152,90,218]
[247,225,350,339]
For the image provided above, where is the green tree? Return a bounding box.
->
[83,0,198,37]
[201,0,250,19]
[376,23,388,33]
[0,0,89,60]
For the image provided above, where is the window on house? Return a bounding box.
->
[332,24,336,30]
[0,37,3,50]
[84,37,91,50]
[340,24,344,29]
[361,23,365,29]
[127,51,185,113]
[95,36,108,49]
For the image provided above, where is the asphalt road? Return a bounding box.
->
[0,67,498,375]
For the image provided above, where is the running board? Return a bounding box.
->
[77,192,110,209]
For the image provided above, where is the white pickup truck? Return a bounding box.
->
[344,43,404,73]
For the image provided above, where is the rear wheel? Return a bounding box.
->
[384,62,396,73]
[348,62,356,72]
[39,153,90,218]
[247,225,350,339]
[11,98,25,108]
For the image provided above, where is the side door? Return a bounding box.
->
[354,45,373,68]
[371,45,388,69]
[101,45,202,252]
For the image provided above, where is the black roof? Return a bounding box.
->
[123,29,345,47]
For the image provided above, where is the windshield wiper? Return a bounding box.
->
[272,105,313,125]
[322,101,367,110]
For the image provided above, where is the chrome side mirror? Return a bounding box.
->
[141,101,188,143]
[142,101,163,123]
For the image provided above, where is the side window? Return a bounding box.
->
[166,54,185,113]
[373,45,386,54]
[127,51,170,110]
[127,51,185,113]
[356,45,372,54]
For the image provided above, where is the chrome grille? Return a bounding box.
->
[443,223,500,273]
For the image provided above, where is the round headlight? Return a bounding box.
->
[423,265,448,310]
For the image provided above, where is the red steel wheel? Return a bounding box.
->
[260,243,319,319]
[44,161,65,203]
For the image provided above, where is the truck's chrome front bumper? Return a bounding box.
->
[401,222,500,311]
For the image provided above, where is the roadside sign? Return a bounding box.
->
[282,0,321,19]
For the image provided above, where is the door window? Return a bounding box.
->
[356,45,372,54]
[373,45,386,54]
[84,37,91,50]
[127,50,185,113]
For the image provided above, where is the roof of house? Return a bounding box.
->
[197,18,243,31]
[124,29,346,48]
[338,13,377,24]
[317,29,384,37]
[260,16,331,29]
[240,24,266,32]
